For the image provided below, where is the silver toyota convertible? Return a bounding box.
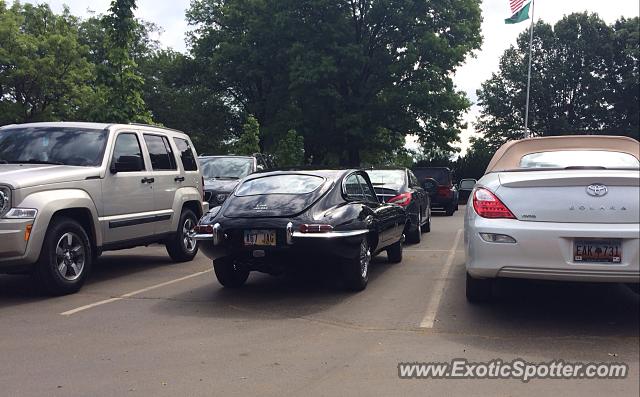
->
[465,135,640,302]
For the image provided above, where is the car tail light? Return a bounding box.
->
[472,188,515,219]
[299,224,334,233]
[437,186,452,198]
[388,192,412,207]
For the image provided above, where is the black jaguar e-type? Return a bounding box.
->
[193,169,408,291]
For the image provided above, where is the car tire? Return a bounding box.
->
[344,238,370,291]
[386,239,403,263]
[421,208,431,233]
[32,217,92,296]
[466,272,493,303]
[166,209,199,262]
[405,212,421,244]
[445,202,455,216]
[213,257,250,288]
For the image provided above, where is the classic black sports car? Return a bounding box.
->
[193,169,407,291]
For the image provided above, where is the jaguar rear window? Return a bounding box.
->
[235,174,324,196]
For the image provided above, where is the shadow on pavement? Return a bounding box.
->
[151,255,396,320]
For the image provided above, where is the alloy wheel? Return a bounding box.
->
[55,232,85,281]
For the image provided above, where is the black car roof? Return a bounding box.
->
[249,168,356,180]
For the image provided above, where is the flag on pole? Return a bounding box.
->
[505,0,531,24]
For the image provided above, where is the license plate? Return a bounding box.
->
[244,230,277,247]
[574,239,622,263]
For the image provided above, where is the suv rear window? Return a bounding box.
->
[235,175,324,196]
[144,134,177,170]
[520,150,639,169]
[173,138,198,171]
[413,168,451,185]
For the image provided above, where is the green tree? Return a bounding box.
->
[0,2,95,124]
[476,13,639,148]
[91,0,151,123]
[233,115,261,155]
[274,129,305,166]
[188,0,482,166]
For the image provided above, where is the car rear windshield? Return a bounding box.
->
[200,157,254,179]
[519,150,640,169]
[0,127,108,167]
[413,168,451,185]
[366,170,405,188]
[235,174,324,196]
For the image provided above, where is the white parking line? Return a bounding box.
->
[60,269,212,316]
[419,228,463,329]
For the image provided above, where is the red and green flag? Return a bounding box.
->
[505,0,531,24]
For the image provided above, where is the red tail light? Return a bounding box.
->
[437,186,452,198]
[299,224,334,233]
[472,188,515,219]
[388,192,412,207]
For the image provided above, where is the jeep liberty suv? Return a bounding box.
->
[0,122,208,295]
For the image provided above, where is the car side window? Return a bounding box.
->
[409,171,418,187]
[344,174,365,200]
[173,138,198,171]
[144,134,177,171]
[112,133,144,172]
[356,174,378,203]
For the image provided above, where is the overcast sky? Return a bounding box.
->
[27,0,640,153]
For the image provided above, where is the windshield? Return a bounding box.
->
[0,127,108,167]
[236,174,324,196]
[520,150,639,169]
[200,157,254,179]
[366,170,406,188]
[413,168,451,185]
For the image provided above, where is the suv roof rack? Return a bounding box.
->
[128,123,184,134]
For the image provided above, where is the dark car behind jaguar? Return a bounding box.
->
[194,169,407,291]
[199,154,274,207]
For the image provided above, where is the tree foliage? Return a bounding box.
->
[187,0,482,165]
[0,2,94,124]
[274,129,305,167]
[476,13,639,149]
[233,115,261,155]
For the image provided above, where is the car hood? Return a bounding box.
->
[0,164,100,189]
[204,179,240,192]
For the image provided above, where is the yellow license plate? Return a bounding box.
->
[244,230,277,246]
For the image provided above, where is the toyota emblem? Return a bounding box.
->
[586,184,608,197]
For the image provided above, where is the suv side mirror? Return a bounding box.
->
[110,155,142,173]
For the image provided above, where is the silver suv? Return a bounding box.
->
[0,122,208,295]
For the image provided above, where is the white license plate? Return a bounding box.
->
[244,230,277,247]
[574,239,622,263]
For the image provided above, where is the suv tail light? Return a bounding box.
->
[388,192,412,207]
[299,224,334,233]
[437,186,452,198]
[472,188,515,219]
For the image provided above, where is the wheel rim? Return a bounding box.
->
[55,232,85,281]
[182,217,197,253]
[360,240,371,278]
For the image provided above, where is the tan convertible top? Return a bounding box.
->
[486,135,640,173]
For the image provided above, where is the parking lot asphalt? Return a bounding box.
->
[1,207,638,396]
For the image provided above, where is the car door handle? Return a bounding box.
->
[174,176,185,182]
[141,177,155,184]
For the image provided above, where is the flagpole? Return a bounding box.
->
[523,0,535,139]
